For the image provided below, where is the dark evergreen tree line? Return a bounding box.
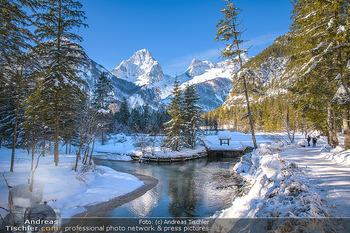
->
[114,98,171,134]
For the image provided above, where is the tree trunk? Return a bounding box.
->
[232,14,257,149]
[243,78,258,148]
[285,110,293,143]
[304,121,308,139]
[345,3,350,151]
[42,137,45,157]
[343,109,350,150]
[54,113,59,166]
[30,140,36,192]
[75,126,85,172]
[89,136,96,165]
[101,130,104,146]
[75,150,80,172]
[31,141,35,173]
[327,106,339,148]
[82,146,89,165]
[10,84,21,172]
[54,1,62,167]
[83,122,94,164]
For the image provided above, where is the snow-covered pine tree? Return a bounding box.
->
[0,0,37,62]
[91,72,114,145]
[182,84,203,148]
[3,54,38,172]
[140,104,151,133]
[165,78,185,151]
[158,108,171,134]
[25,0,88,166]
[0,0,39,171]
[215,0,257,148]
[288,0,350,148]
[91,72,114,110]
[0,77,14,149]
[115,97,130,127]
[128,108,142,131]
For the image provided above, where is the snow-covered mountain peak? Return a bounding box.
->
[130,49,154,65]
[185,59,216,77]
[111,49,165,86]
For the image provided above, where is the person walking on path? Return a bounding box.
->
[307,136,311,147]
[312,137,317,147]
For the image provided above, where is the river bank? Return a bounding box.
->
[0,148,144,218]
[67,170,158,223]
[212,138,350,232]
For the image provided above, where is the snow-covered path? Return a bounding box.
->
[279,144,350,217]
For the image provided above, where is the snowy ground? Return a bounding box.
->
[93,134,137,161]
[279,138,350,217]
[212,136,350,232]
[204,131,278,150]
[0,147,143,219]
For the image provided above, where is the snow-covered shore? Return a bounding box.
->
[129,131,274,162]
[0,148,143,218]
[212,138,350,232]
[215,142,329,219]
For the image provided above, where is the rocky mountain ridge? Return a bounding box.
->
[83,49,248,111]
[223,35,291,107]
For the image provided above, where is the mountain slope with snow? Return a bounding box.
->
[81,50,171,110]
[223,35,291,107]
[175,54,249,111]
[191,78,232,112]
[84,49,250,111]
[81,57,140,104]
[184,59,216,77]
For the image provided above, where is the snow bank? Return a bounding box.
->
[94,134,137,155]
[322,146,350,166]
[0,148,143,218]
[212,142,330,232]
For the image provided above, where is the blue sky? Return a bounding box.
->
[79,0,293,76]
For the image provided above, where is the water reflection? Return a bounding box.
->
[168,166,198,217]
[97,157,241,218]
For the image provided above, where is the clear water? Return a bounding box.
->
[96,157,242,218]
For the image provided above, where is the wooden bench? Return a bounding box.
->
[218,135,231,145]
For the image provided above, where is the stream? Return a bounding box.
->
[95,157,243,218]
